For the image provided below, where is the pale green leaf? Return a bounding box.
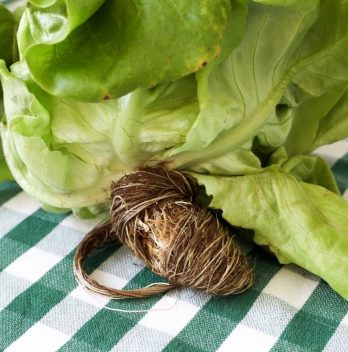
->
[18,0,231,101]
[194,169,348,300]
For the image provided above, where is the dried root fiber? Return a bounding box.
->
[74,166,254,299]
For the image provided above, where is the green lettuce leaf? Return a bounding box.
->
[285,85,348,156]
[17,0,105,55]
[18,0,232,101]
[0,4,20,182]
[170,0,320,169]
[313,90,348,149]
[0,4,17,67]
[170,0,348,171]
[283,0,348,155]
[0,3,18,118]
[0,142,12,181]
[0,60,198,211]
[194,168,348,300]
[0,59,123,210]
[112,76,198,167]
[164,0,263,176]
[272,151,341,194]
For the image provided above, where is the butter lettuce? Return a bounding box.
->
[1,0,348,298]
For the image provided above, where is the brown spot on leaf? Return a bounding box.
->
[214,46,222,59]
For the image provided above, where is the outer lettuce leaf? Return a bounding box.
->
[255,0,348,155]
[174,0,248,152]
[17,0,105,54]
[0,60,123,210]
[27,0,105,41]
[0,3,17,117]
[194,168,348,300]
[0,60,199,211]
[285,85,348,156]
[0,142,12,181]
[269,149,341,194]
[113,77,198,167]
[177,139,261,176]
[314,90,348,149]
[170,1,320,169]
[18,0,232,102]
[164,0,263,176]
[0,4,17,67]
[170,0,348,170]
[0,4,19,182]
[290,0,348,97]
[284,84,348,156]
[283,0,348,155]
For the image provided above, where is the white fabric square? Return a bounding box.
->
[313,140,348,166]
[5,247,61,282]
[40,294,105,336]
[5,323,70,352]
[90,268,128,288]
[3,192,41,215]
[61,215,100,232]
[0,272,31,310]
[342,312,348,326]
[70,285,110,308]
[0,208,26,239]
[97,246,144,280]
[139,295,200,336]
[241,293,296,337]
[70,270,128,307]
[113,326,170,352]
[217,324,277,352]
[263,268,318,309]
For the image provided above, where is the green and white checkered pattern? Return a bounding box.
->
[1,138,348,352]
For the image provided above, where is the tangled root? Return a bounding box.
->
[74,166,254,299]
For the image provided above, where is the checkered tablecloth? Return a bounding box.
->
[0,137,347,352]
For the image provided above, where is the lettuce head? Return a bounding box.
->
[1,0,348,299]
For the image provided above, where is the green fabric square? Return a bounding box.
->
[164,339,207,352]
[0,310,33,350]
[271,283,348,351]
[0,181,21,206]
[332,154,348,194]
[0,209,68,271]
[0,284,67,347]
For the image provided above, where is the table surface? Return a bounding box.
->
[1,1,348,351]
